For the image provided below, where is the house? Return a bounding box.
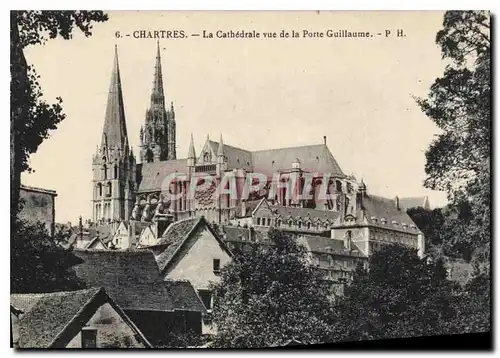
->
[84,237,108,250]
[18,185,57,236]
[149,216,233,334]
[10,287,151,348]
[67,217,115,250]
[72,249,206,346]
[398,196,431,211]
[298,235,367,281]
[330,185,425,258]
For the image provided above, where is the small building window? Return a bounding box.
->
[97,183,102,197]
[213,258,220,272]
[106,182,112,197]
[257,217,261,225]
[81,327,97,348]
[198,289,213,311]
[114,164,118,179]
[267,218,271,226]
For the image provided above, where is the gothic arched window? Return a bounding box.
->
[102,164,107,180]
[336,180,343,193]
[203,151,211,163]
[107,182,112,197]
[97,183,102,197]
[114,165,118,179]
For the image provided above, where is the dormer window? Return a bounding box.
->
[381,218,387,224]
[392,220,398,226]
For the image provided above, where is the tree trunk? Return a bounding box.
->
[10,12,28,235]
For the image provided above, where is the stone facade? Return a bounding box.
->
[19,185,57,236]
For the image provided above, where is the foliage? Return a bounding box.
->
[14,11,108,49]
[332,244,459,341]
[415,11,490,268]
[11,219,85,293]
[211,228,335,348]
[10,10,108,219]
[158,330,204,348]
[407,207,445,248]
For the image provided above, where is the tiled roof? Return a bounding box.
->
[252,144,345,178]
[297,235,366,257]
[138,159,188,193]
[207,140,253,171]
[153,218,199,272]
[159,217,199,245]
[72,250,206,313]
[152,217,232,274]
[165,280,206,312]
[361,194,421,234]
[399,196,429,210]
[136,142,345,192]
[11,288,102,348]
[84,237,108,249]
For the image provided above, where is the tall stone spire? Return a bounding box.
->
[217,133,224,157]
[151,40,165,107]
[140,41,176,162]
[101,45,128,150]
[188,133,196,159]
[92,45,135,224]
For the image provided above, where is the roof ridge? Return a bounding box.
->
[208,140,252,153]
[11,287,102,297]
[251,143,325,153]
[47,287,104,347]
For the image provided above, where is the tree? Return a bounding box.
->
[211,228,335,348]
[407,207,445,249]
[10,11,108,228]
[416,11,490,268]
[332,244,459,341]
[11,218,85,293]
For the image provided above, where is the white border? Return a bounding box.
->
[2,2,497,358]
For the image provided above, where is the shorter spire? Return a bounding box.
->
[188,133,196,159]
[217,133,224,156]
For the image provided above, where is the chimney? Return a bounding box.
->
[78,216,83,239]
[394,196,400,210]
[323,136,327,145]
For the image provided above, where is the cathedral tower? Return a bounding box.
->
[92,46,136,223]
[140,41,177,163]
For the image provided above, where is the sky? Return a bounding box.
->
[21,10,449,224]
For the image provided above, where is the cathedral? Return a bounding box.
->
[92,42,359,226]
[91,42,424,262]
